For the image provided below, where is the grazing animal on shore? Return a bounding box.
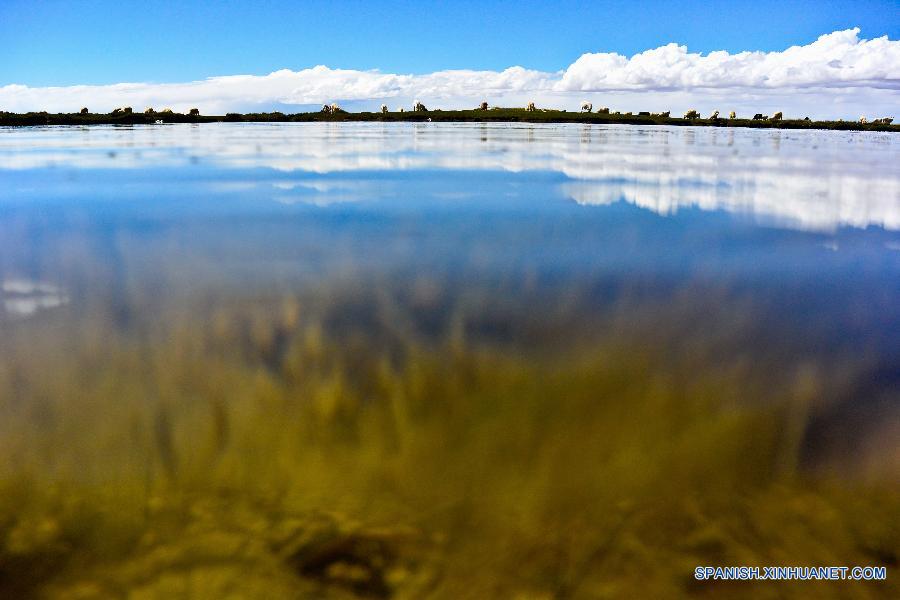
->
[597,107,610,114]
[381,104,388,113]
[752,113,766,120]
[729,111,736,119]
[479,102,489,110]
[581,102,592,113]
[399,107,405,113]
[414,101,427,112]
[526,102,536,112]
[80,107,89,114]
[684,109,699,119]
[330,104,340,113]
[144,107,154,114]
[321,104,331,113]
[709,110,719,119]
[770,112,782,121]
[859,116,868,124]
[877,117,893,124]
[638,111,650,116]
[189,108,200,116]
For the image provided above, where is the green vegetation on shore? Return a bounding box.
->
[1,108,897,131]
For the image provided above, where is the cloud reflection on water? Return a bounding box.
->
[1,123,897,231]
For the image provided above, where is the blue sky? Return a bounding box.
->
[2,0,897,85]
[1,0,897,118]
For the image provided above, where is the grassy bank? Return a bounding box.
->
[1,108,898,132]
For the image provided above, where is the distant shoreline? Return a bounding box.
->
[1,109,897,132]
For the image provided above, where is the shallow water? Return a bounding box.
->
[0,122,898,597]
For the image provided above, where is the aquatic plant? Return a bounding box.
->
[0,267,896,598]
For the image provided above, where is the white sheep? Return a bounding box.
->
[771,111,783,121]
[526,102,536,112]
[729,111,736,119]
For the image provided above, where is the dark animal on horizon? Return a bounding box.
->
[770,112,782,121]
[80,107,89,114]
[638,111,650,116]
[684,109,699,119]
[753,114,767,120]
[597,107,610,114]
[189,108,200,116]
[479,102,489,110]
[581,102,592,112]
[414,101,428,112]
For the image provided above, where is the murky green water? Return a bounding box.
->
[0,123,898,598]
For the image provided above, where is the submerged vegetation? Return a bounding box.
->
[0,268,897,598]
[0,121,896,598]
[0,107,897,131]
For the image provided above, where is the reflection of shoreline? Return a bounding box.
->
[1,123,898,231]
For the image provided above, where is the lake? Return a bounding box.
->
[0,122,898,598]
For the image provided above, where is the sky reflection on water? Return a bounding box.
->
[2,122,898,231]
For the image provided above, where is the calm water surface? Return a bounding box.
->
[2,122,899,465]
[0,122,898,597]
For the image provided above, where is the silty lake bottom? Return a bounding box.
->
[0,122,898,598]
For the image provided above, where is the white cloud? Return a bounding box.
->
[557,29,900,91]
[1,29,897,118]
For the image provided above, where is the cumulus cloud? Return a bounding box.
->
[1,28,897,118]
[557,28,900,91]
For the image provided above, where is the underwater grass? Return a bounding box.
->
[0,274,897,599]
